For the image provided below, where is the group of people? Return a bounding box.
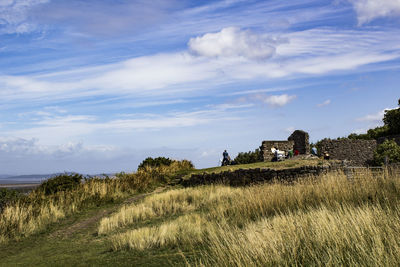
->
[221,146,330,166]
[272,146,327,162]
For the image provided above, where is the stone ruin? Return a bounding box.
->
[288,130,310,155]
[317,139,377,166]
[261,130,310,161]
[261,130,380,165]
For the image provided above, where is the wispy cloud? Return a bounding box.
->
[31,0,179,37]
[5,104,245,145]
[317,99,331,107]
[356,110,385,122]
[349,0,400,25]
[0,0,49,34]
[2,27,399,106]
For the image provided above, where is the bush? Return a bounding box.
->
[234,148,263,164]
[0,188,22,211]
[36,173,83,195]
[138,157,173,170]
[119,160,194,191]
[374,140,400,165]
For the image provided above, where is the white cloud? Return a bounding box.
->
[260,94,297,107]
[357,110,385,122]
[188,27,283,60]
[317,99,331,107]
[285,126,295,133]
[5,105,244,145]
[1,28,399,106]
[240,93,297,107]
[349,0,400,25]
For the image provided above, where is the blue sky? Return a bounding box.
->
[0,0,399,174]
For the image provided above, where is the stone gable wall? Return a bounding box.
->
[317,139,377,166]
[288,130,310,155]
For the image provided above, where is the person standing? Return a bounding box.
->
[311,146,318,156]
[222,150,230,166]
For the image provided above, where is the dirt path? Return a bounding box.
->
[51,186,167,238]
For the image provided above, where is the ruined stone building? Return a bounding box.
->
[261,130,310,161]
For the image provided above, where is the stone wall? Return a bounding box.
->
[288,130,310,155]
[181,164,338,187]
[317,139,377,166]
[377,134,400,146]
[261,140,294,161]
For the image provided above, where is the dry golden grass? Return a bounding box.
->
[98,186,238,235]
[106,169,400,265]
[110,213,207,251]
[199,203,400,266]
[0,161,193,243]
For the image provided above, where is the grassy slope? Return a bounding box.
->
[0,159,372,266]
[0,196,192,266]
[2,160,310,266]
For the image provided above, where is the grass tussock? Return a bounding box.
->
[110,213,207,251]
[106,169,400,265]
[200,203,400,266]
[98,186,237,235]
[0,160,193,243]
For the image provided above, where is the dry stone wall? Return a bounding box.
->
[181,164,338,187]
[317,139,377,166]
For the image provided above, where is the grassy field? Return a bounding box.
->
[1,161,400,266]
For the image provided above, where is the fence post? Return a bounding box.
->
[342,160,353,181]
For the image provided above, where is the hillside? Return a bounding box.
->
[1,160,400,266]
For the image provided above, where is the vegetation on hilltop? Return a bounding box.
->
[233,148,263,164]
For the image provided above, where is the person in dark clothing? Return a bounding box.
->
[222,150,230,166]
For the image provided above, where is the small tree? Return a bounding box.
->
[37,173,83,195]
[374,140,400,166]
[234,148,263,164]
[138,157,173,170]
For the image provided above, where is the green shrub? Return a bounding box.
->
[0,188,22,211]
[234,148,263,164]
[36,173,83,195]
[138,157,173,170]
[374,140,400,165]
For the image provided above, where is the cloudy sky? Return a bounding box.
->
[0,0,399,174]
